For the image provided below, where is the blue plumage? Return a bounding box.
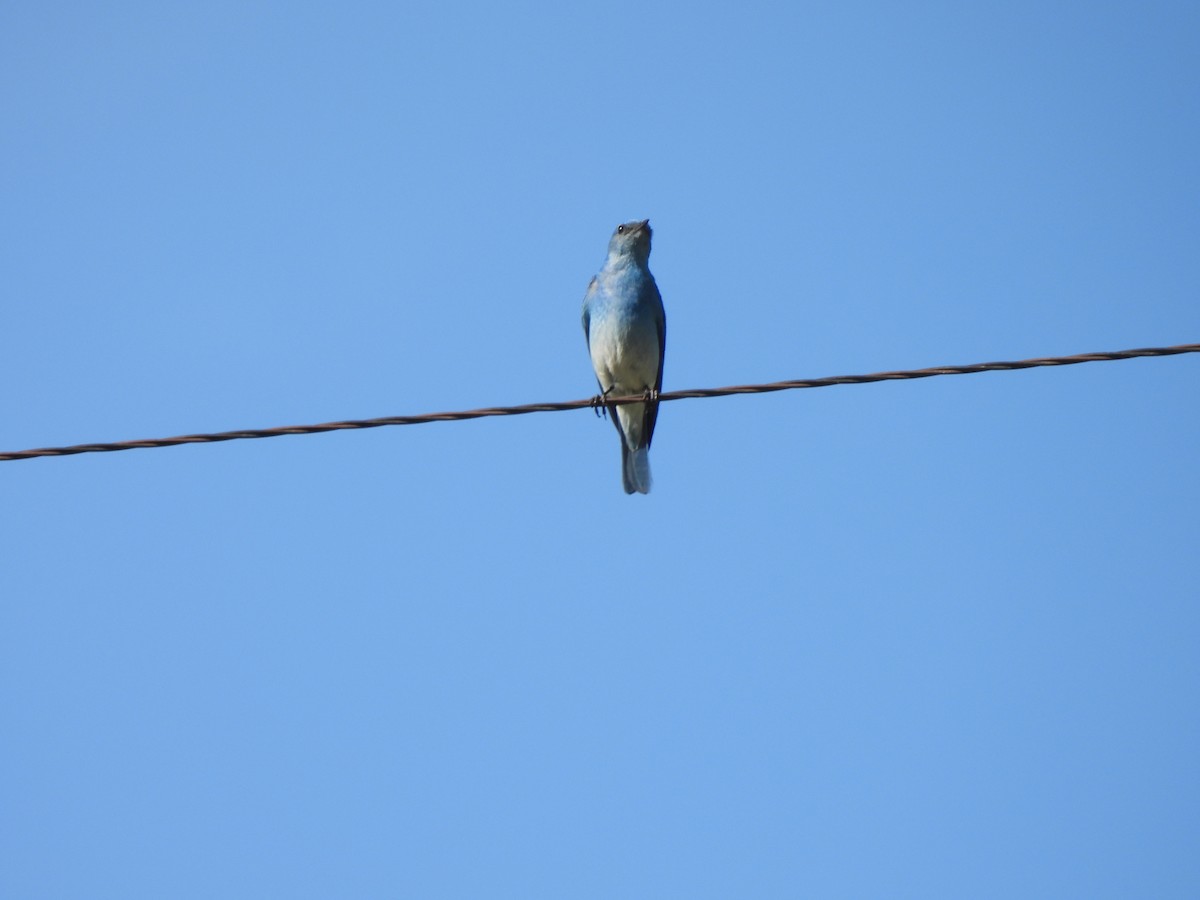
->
[581,220,667,494]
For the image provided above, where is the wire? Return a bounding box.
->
[2,342,1196,463]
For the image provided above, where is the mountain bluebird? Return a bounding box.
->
[581,219,667,494]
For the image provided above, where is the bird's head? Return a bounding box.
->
[607,219,652,264]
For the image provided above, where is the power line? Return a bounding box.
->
[2,342,1196,463]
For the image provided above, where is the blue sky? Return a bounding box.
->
[3,2,1198,897]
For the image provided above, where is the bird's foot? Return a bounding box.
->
[642,387,660,402]
[591,390,611,419]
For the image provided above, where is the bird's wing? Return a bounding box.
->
[644,291,666,447]
[655,310,666,395]
[581,277,597,353]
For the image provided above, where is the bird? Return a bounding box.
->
[581,219,667,494]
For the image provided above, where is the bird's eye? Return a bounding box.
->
[616,224,625,234]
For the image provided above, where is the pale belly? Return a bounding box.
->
[589,316,660,394]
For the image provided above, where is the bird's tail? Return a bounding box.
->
[622,445,652,495]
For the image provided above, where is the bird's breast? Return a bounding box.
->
[589,310,660,390]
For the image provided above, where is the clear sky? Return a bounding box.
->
[3,2,1198,897]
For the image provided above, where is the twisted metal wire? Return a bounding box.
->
[2,343,1196,462]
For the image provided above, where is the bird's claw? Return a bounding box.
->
[643,388,660,402]
[590,394,609,419]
